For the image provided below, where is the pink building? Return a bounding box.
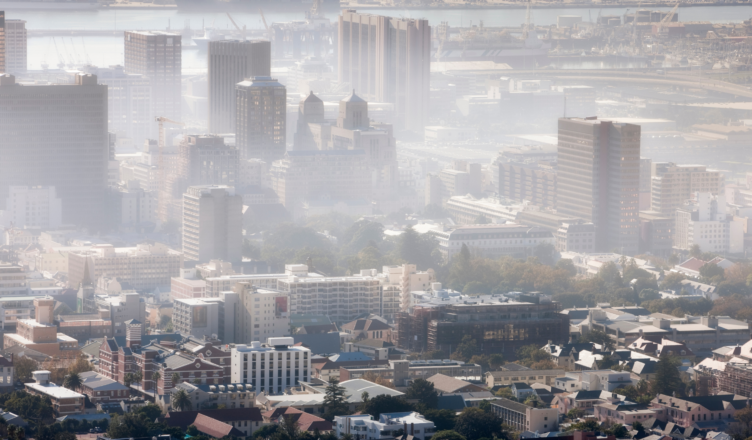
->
[594,401,662,425]
[650,394,747,427]
[171,276,206,302]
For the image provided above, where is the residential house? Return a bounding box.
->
[553,390,628,415]
[629,337,695,360]
[594,401,660,425]
[262,407,332,432]
[334,412,435,440]
[162,408,266,437]
[650,394,748,428]
[160,381,255,411]
[541,341,596,370]
[340,318,393,343]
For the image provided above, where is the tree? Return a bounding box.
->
[489,354,504,370]
[451,335,478,362]
[660,272,686,290]
[395,226,440,271]
[62,373,82,392]
[123,373,134,388]
[650,357,683,396]
[495,388,515,400]
[172,389,192,411]
[580,329,615,351]
[281,415,300,440]
[736,406,752,438]
[454,408,502,440]
[107,413,149,439]
[406,379,439,409]
[523,394,543,408]
[515,345,551,368]
[421,409,458,432]
[689,244,702,258]
[186,425,200,437]
[15,357,38,383]
[700,262,725,283]
[361,391,369,403]
[638,288,661,303]
[607,424,628,438]
[361,395,414,418]
[474,215,490,224]
[322,379,348,421]
[430,431,466,440]
[193,378,202,385]
[171,373,181,387]
[151,372,161,390]
[566,408,585,420]
[133,370,143,385]
[565,419,600,432]
[67,356,93,375]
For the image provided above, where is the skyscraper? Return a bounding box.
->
[338,10,430,133]
[4,19,25,74]
[124,31,181,131]
[208,40,271,134]
[182,185,243,263]
[0,73,108,227]
[557,117,641,254]
[236,76,286,162]
[0,11,5,74]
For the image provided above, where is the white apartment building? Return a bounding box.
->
[334,412,435,440]
[231,337,311,395]
[277,274,381,324]
[675,192,744,254]
[68,243,182,292]
[0,186,62,229]
[183,185,243,263]
[234,282,290,343]
[173,297,221,341]
[444,195,521,225]
[0,265,27,297]
[375,264,435,315]
[431,224,555,261]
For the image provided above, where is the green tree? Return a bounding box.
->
[523,394,543,408]
[171,372,181,387]
[361,395,414,418]
[650,357,683,396]
[638,288,661,303]
[15,357,38,383]
[430,431,466,440]
[405,379,439,409]
[63,373,82,391]
[580,329,615,351]
[489,354,504,370]
[495,388,515,400]
[556,259,577,276]
[172,389,192,411]
[689,244,702,258]
[474,215,490,224]
[151,372,161,390]
[280,415,300,440]
[735,406,752,438]
[566,408,585,420]
[607,424,628,437]
[107,413,149,439]
[660,272,686,290]
[566,420,600,432]
[451,335,478,362]
[454,408,502,440]
[186,425,200,437]
[323,379,348,422]
[395,226,439,271]
[422,409,458,432]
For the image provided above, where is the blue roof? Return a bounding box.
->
[437,395,466,411]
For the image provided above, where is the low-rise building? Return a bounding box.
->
[231,337,311,395]
[594,401,658,425]
[78,371,130,404]
[334,412,435,440]
[431,224,555,261]
[262,407,332,432]
[485,369,565,388]
[0,355,14,392]
[162,408,266,438]
[25,370,85,416]
[553,390,628,416]
[161,381,255,411]
[426,374,486,394]
[491,398,558,433]
[650,393,748,428]
[4,297,79,357]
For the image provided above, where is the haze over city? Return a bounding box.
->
[3,1,752,440]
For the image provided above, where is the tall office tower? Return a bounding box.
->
[162,135,239,223]
[338,10,430,133]
[236,76,286,162]
[4,19,24,74]
[83,65,151,146]
[124,31,181,131]
[182,185,243,263]
[651,163,723,217]
[208,40,271,134]
[0,11,5,73]
[557,117,641,254]
[0,74,108,227]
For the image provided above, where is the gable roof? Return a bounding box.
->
[341,319,391,332]
[426,374,477,393]
[79,371,129,392]
[164,408,263,428]
[192,413,244,438]
[261,407,332,432]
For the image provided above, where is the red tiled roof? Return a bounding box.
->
[164,408,263,428]
[261,407,332,432]
[192,413,245,438]
[678,257,706,272]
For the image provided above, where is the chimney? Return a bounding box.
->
[411,423,414,435]
[403,422,407,436]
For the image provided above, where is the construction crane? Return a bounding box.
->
[657,2,680,35]
[81,37,92,65]
[226,12,246,41]
[259,8,271,40]
[155,116,184,222]
[52,37,66,69]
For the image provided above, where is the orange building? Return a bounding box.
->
[4,298,79,357]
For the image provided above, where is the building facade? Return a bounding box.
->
[498,161,557,208]
[557,118,640,254]
[338,10,430,133]
[208,40,271,134]
[4,19,25,74]
[277,275,381,323]
[233,282,290,344]
[651,163,723,217]
[235,76,286,161]
[0,73,108,227]
[0,186,62,229]
[231,338,311,395]
[674,192,743,254]
[491,399,559,433]
[431,224,555,261]
[182,185,243,263]
[26,371,85,416]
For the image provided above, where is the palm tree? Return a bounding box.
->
[133,371,143,386]
[152,372,161,391]
[171,372,181,387]
[172,389,192,411]
[123,373,134,388]
[63,372,82,392]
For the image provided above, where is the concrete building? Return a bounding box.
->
[335,412,435,440]
[0,296,37,329]
[338,10,430,133]
[652,163,723,217]
[0,186,62,229]
[161,381,255,411]
[112,181,157,226]
[68,243,182,292]
[78,371,130,404]
[25,371,85,416]
[376,264,434,314]
[556,222,597,253]
[82,65,151,146]
[124,31,182,132]
[4,19,25,74]
[236,76,286,161]
[444,196,522,225]
[639,210,674,256]
[431,224,555,261]
[234,282,289,344]
[208,40,271,134]
[270,150,371,218]
[650,393,747,428]
[0,74,108,227]
[182,185,243,263]
[498,161,557,208]
[485,369,565,388]
[557,117,640,254]
[0,265,27,297]
[425,161,482,206]
[4,297,79,357]
[170,273,207,302]
[675,192,743,254]
[0,12,4,73]
[92,292,147,338]
[0,355,14,392]
[231,337,311,395]
[173,297,221,341]
[491,398,558,433]
[277,273,381,323]
[640,157,652,210]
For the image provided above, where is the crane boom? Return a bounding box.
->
[226,12,246,41]
[259,8,271,40]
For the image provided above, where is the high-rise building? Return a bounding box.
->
[124,31,182,132]
[651,163,723,217]
[182,185,243,263]
[557,117,641,254]
[162,135,239,223]
[83,65,151,146]
[0,12,5,73]
[0,73,108,227]
[208,40,271,134]
[233,282,290,344]
[236,76,287,162]
[4,19,24,74]
[338,10,430,132]
[231,337,310,395]
[0,186,62,229]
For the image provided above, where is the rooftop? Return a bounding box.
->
[26,382,85,399]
